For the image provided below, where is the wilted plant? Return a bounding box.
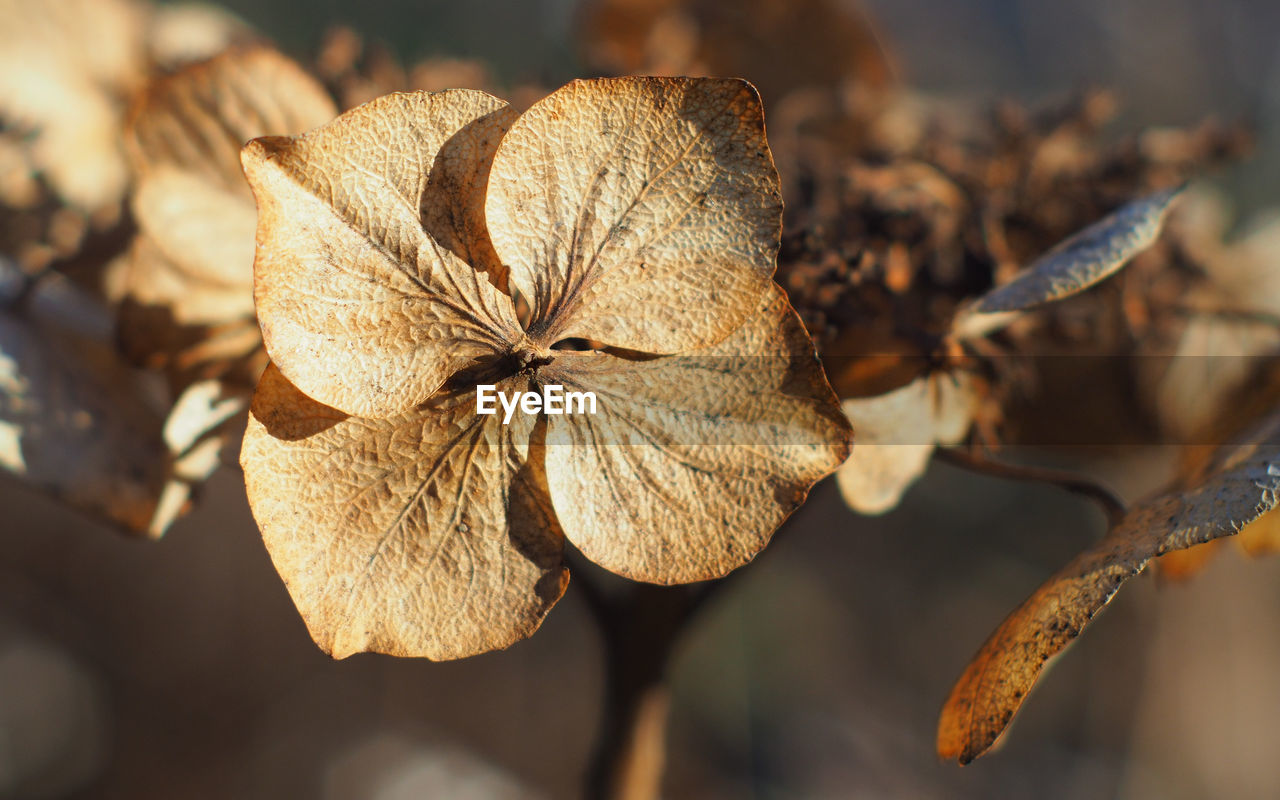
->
[6,0,1280,796]
[238,77,852,659]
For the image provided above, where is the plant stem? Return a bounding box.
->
[936,446,1128,525]
[576,559,700,800]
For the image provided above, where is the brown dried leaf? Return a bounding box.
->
[973,185,1184,314]
[836,371,977,514]
[938,411,1280,764]
[540,285,850,583]
[241,90,523,418]
[242,365,568,660]
[484,77,781,355]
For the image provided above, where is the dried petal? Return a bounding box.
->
[836,372,977,514]
[485,77,781,353]
[112,237,257,329]
[127,44,337,188]
[119,46,338,385]
[974,185,1184,314]
[133,168,259,288]
[0,0,146,208]
[241,365,568,659]
[539,285,850,583]
[242,90,523,418]
[938,411,1280,764]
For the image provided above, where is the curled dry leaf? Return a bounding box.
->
[970,185,1185,315]
[240,77,851,659]
[937,410,1280,764]
[836,371,978,515]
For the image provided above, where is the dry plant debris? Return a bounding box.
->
[937,410,1280,763]
[101,45,338,534]
[239,78,852,659]
[115,44,336,392]
[0,264,168,532]
[835,185,1184,515]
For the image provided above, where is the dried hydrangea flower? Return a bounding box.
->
[239,77,852,659]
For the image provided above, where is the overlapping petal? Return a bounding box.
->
[485,77,782,352]
[538,286,850,583]
[242,365,568,660]
[241,90,523,418]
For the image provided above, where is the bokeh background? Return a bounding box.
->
[4,0,1280,797]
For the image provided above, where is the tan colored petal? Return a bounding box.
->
[0,0,146,208]
[1149,315,1279,440]
[485,77,782,353]
[125,46,338,291]
[113,236,257,328]
[133,167,259,289]
[972,185,1184,314]
[538,285,849,584]
[110,237,265,397]
[241,365,568,659]
[242,90,524,418]
[1141,204,1280,439]
[127,45,337,189]
[938,411,1280,764]
[836,372,977,515]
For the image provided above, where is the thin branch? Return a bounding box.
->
[1170,304,1280,329]
[936,446,1128,525]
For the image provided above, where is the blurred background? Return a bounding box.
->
[4,0,1280,797]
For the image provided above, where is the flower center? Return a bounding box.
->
[512,346,555,374]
